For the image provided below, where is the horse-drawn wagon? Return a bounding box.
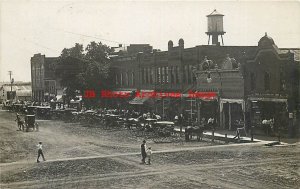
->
[23,114,39,132]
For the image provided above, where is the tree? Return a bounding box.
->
[60,43,84,59]
[56,41,114,108]
[83,42,113,108]
[84,41,113,89]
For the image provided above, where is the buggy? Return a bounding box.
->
[23,115,39,132]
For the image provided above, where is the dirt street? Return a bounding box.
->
[0,110,299,189]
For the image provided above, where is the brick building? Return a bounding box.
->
[110,10,299,134]
[31,53,60,102]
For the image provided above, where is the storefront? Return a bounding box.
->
[248,97,288,135]
[220,98,245,130]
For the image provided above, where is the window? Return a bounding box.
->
[250,73,255,91]
[188,65,192,84]
[183,65,188,83]
[145,68,149,84]
[131,72,135,86]
[120,73,123,86]
[141,68,145,84]
[264,72,270,91]
[157,67,161,84]
[280,71,285,91]
[126,72,129,86]
[151,68,155,84]
[162,67,165,84]
[176,66,180,84]
[165,66,169,84]
[170,66,174,84]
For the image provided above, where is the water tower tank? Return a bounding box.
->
[206,9,226,45]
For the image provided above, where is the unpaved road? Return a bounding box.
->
[0,110,299,189]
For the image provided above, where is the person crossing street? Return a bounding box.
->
[37,142,46,163]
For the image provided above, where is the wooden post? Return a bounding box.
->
[251,126,254,142]
[229,103,231,130]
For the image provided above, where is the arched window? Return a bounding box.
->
[264,72,270,91]
[280,71,285,91]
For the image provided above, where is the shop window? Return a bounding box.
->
[264,72,270,91]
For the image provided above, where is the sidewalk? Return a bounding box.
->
[174,126,299,144]
[213,129,299,144]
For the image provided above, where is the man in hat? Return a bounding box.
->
[141,140,147,164]
[37,142,46,163]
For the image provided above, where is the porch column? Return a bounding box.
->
[220,101,224,128]
[197,100,201,124]
[229,103,232,130]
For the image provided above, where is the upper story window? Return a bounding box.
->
[250,73,256,91]
[280,71,285,91]
[131,72,134,86]
[165,66,169,84]
[170,66,175,84]
[161,67,165,84]
[176,66,180,84]
[115,74,119,85]
[157,67,161,84]
[264,72,270,91]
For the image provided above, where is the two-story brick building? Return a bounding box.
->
[31,53,60,102]
[110,11,299,134]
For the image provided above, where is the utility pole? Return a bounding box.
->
[8,71,14,100]
[8,71,12,91]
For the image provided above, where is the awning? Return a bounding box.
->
[182,91,218,100]
[101,90,133,98]
[129,90,154,104]
[16,90,32,97]
[248,97,287,103]
[129,97,150,105]
[56,95,63,102]
[220,98,245,112]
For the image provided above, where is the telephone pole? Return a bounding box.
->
[8,71,14,100]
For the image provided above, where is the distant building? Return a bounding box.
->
[31,53,60,102]
[0,82,32,102]
[111,44,153,56]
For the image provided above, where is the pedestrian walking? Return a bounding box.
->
[141,140,147,164]
[146,147,152,165]
[15,113,23,131]
[37,142,46,163]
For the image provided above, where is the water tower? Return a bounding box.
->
[206,9,225,45]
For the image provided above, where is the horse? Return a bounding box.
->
[185,124,212,142]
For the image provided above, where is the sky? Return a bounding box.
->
[0,0,299,82]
